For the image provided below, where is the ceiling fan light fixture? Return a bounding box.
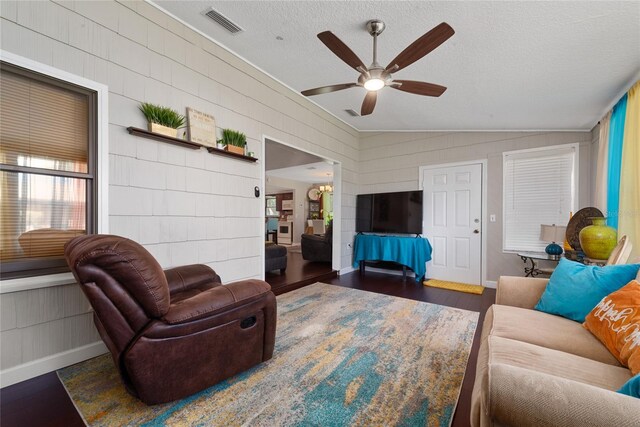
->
[302,20,454,115]
[364,78,385,91]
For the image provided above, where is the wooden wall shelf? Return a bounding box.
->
[127,127,258,162]
[127,127,201,149]
[205,147,257,162]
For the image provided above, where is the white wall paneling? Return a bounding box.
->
[0,0,358,384]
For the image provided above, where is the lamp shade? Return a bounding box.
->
[540,224,567,243]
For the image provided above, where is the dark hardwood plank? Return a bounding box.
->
[0,371,84,427]
[265,250,336,295]
[1,267,494,427]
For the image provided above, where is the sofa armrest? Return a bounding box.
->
[496,276,549,309]
[164,264,221,296]
[488,364,640,427]
[162,279,272,324]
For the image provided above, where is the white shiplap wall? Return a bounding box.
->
[0,0,358,383]
[358,131,595,281]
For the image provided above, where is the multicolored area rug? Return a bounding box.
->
[58,283,479,426]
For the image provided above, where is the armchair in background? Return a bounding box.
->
[301,221,332,263]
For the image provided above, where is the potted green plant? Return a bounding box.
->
[139,102,185,138]
[219,128,246,155]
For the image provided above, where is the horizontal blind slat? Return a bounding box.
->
[504,148,576,252]
[0,70,89,169]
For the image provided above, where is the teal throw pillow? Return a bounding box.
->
[618,374,640,398]
[534,258,640,322]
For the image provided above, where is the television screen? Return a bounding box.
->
[356,191,423,234]
[355,194,373,232]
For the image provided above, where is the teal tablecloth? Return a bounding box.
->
[352,234,433,281]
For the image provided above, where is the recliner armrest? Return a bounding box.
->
[163,279,272,324]
[164,264,221,296]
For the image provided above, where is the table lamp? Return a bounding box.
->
[540,224,567,259]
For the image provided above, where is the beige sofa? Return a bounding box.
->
[471,275,640,427]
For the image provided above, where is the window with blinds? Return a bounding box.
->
[0,62,97,279]
[503,144,578,252]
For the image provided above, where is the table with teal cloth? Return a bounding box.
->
[352,234,432,281]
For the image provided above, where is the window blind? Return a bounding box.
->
[0,63,95,279]
[0,69,89,172]
[503,145,577,252]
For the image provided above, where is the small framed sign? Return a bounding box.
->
[186,107,216,147]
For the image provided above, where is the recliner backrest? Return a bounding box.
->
[325,221,333,243]
[65,235,171,318]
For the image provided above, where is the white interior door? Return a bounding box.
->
[423,163,482,284]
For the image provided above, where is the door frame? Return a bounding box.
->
[419,160,488,286]
[260,135,342,277]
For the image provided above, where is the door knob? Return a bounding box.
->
[473,229,480,234]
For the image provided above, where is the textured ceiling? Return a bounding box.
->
[265,138,323,171]
[153,1,640,131]
[267,161,334,184]
[265,139,332,183]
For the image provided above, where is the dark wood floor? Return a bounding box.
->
[265,249,337,295]
[1,269,494,427]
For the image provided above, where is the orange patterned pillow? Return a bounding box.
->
[583,280,640,375]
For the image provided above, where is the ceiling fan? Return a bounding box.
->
[301,20,454,116]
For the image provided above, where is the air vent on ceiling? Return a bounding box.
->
[203,7,244,34]
[345,109,360,117]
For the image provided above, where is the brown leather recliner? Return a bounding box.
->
[64,234,277,405]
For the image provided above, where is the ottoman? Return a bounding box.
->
[265,243,287,273]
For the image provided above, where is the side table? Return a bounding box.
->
[517,252,560,277]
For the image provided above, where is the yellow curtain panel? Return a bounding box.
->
[618,81,640,261]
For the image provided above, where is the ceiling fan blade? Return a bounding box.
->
[385,23,454,72]
[391,80,447,97]
[318,31,367,71]
[361,91,377,116]
[301,83,358,97]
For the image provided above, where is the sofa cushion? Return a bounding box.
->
[584,280,640,375]
[489,364,640,426]
[534,258,640,322]
[488,336,631,390]
[618,374,640,398]
[487,304,621,366]
[471,335,632,427]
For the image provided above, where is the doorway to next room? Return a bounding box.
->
[262,138,339,294]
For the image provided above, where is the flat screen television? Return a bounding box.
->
[356,190,423,234]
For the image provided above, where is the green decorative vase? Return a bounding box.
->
[578,217,617,260]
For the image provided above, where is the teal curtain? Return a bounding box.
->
[606,94,627,229]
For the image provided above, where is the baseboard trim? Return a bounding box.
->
[484,280,497,289]
[0,341,107,388]
[339,266,355,275]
